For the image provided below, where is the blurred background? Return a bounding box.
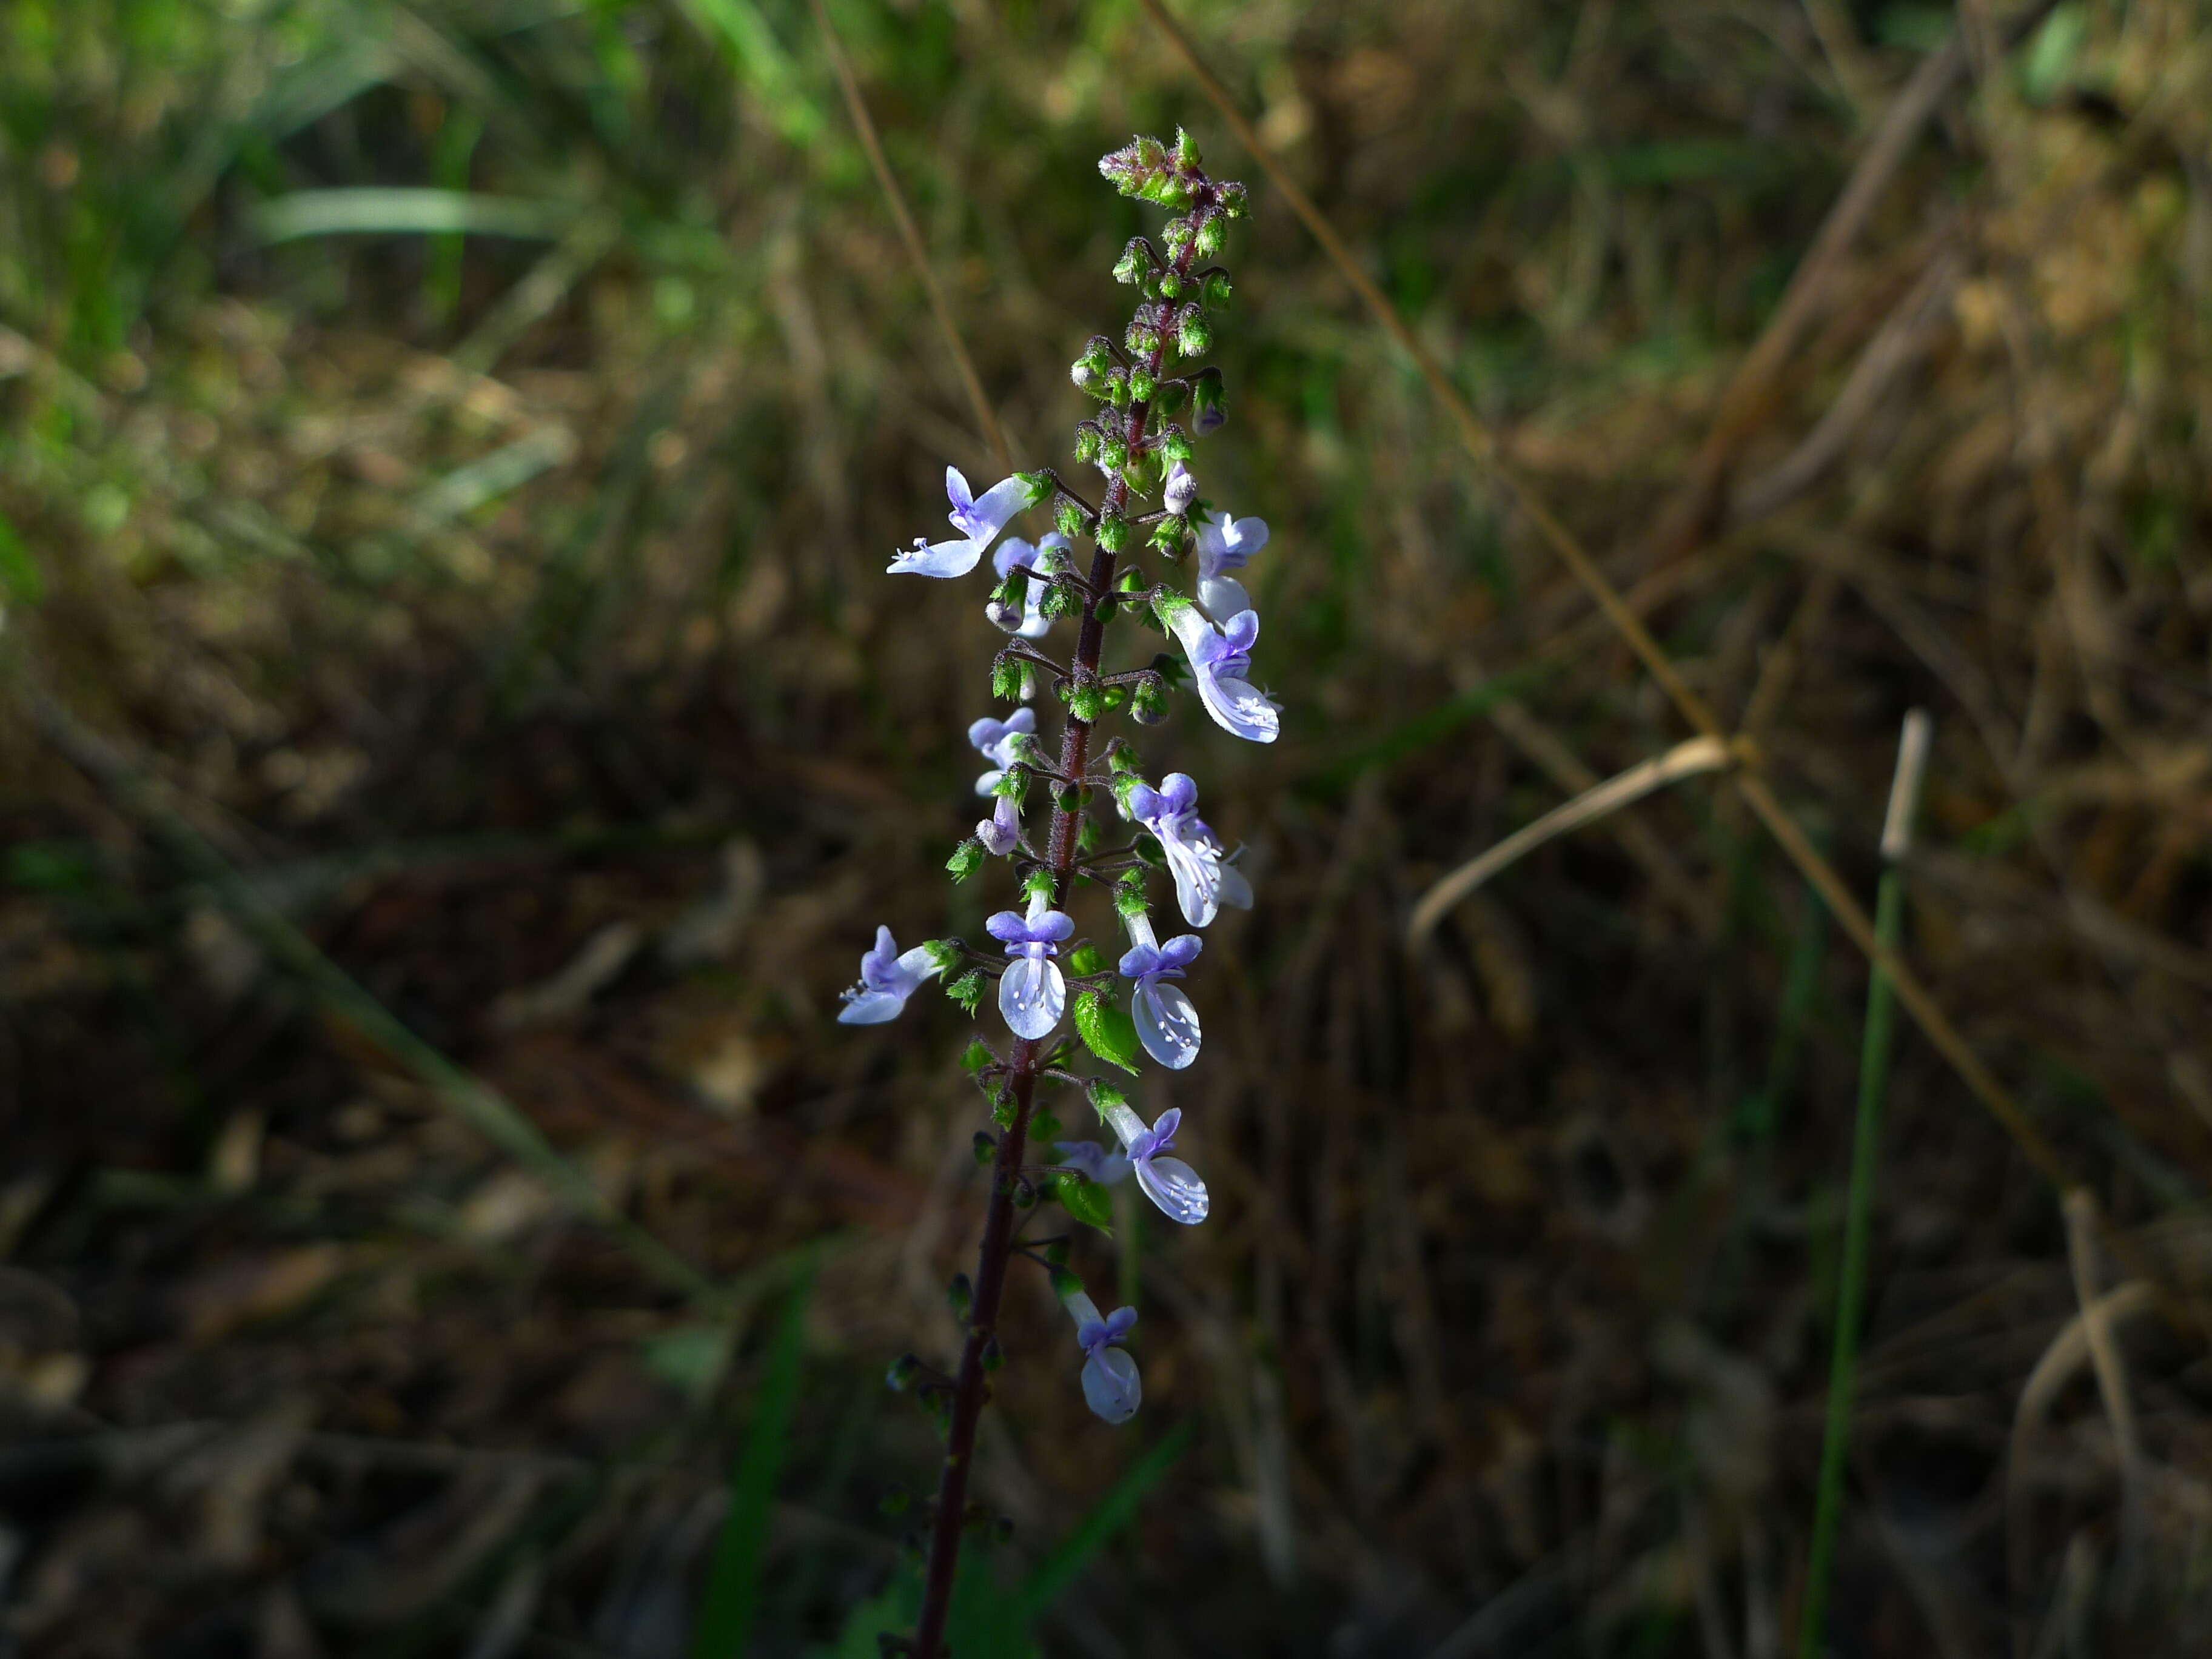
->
[4,0,2212,1654]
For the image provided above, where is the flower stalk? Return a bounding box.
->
[836,130,1270,1657]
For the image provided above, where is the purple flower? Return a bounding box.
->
[967,706,1036,796]
[1193,509,1267,622]
[836,925,942,1025]
[1059,1285,1141,1424]
[1119,910,1202,1070]
[987,532,1066,640]
[1098,1101,1208,1225]
[886,467,1037,578]
[1125,773,1255,928]
[985,888,1074,1040]
[1163,460,1198,516]
[975,791,1022,857]
[1157,595,1279,743]
[1055,1140,1132,1185]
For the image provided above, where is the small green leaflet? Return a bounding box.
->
[1057,1172,1114,1235]
[1073,988,1141,1075]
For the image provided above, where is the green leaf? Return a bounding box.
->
[1057,1172,1114,1235]
[1073,989,1142,1076]
[1067,942,1105,976]
[690,1262,814,1659]
[0,511,43,605]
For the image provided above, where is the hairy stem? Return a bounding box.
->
[910,182,1216,1658]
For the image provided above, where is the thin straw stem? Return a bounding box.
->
[1798,711,1928,1657]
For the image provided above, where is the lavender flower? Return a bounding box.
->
[1155,593,1280,743]
[1125,772,1254,928]
[986,888,1073,1040]
[1194,508,1268,622]
[1163,460,1199,516]
[987,532,1066,639]
[1097,1100,1208,1224]
[968,707,1036,796]
[1056,1139,1133,1185]
[886,467,1039,578]
[976,791,1022,857]
[1058,1282,1141,1425]
[1119,910,1202,1070]
[836,925,942,1025]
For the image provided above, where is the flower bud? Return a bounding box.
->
[948,1273,973,1320]
[1071,359,1101,396]
[1125,321,1162,358]
[1176,311,1214,358]
[1189,366,1225,434]
[1112,240,1146,286]
[1153,378,1189,417]
[991,659,1023,700]
[1202,272,1233,310]
[1095,513,1131,554]
[924,939,964,974]
[1157,270,1182,300]
[885,1354,920,1392]
[1159,427,1195,466]
[973,1130,996,1165]
[1175,127,1201,169]
[1128,366,1156,402]
[1193,213,1225,260]
[1044,1237,1071,1266]
[1149,515,1190,559]
[1069,683,1106,723]
[1220,180,1249,218]
[1132,678,1170,725]
[1053,499,1086,540]
[1120,450,1159,494]
[1098,434,1128,474]
[981,1335,1004,1370]
[1102,685,1129,711]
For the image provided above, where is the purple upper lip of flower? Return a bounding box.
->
[1126,1107,1181,1164]
[1076,1305,1138,1355]
[985,907,1074,953]
[1119,935,1201,982]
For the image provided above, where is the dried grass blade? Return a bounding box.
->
[1407,736,1733,947]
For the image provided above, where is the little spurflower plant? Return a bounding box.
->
[835,131,1267,1657]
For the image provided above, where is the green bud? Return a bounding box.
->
[1054,498,1086,540]
[1076,813,1101,851]
[1193,214,1225,260]
[1079,334,1114,372]
[1112,241,1145,286]
[1073,427,1102,464]
[924,939,964,974]
[1032,1108,1062,1142]
[991,659,1022,700]
[1114,870,1150,918]
[1044,1237,1071,1267]
[1108,744,1142,776]
[1158,272,1183,301]
[1159,426,1195,464]
[1190,366,1225,434]
[1023,865,1056,903]
[948,1273,973,1320]
[1102,684,1128,711]
[1087,1077,1130,1118]
[1054,782,1082,812]
[1133,679,1169,723]
[1071,358,1102,396]
[1011,1181,1036,1210]
[1162,217,1193,256]
[1069,683,1105,723]
[1099,435,1128,473]
[1128,366,1156,402]
[1219,180,1249,218]
[1134,134,1168,172]
[1068,942,1105,976]
[1116,569,1147,594]
[960,1037,994,1071]
[885,1355,919,1393]
[1121,451,1159,495]
[1105,367,1131,407]
[1175,127,1200,169]
[973,1130,996,1165]
[1177,312,1214,358]
[1124,321,1161,357]
[1039,578,1078,621]
[1048,1265,1083,1302]
[981,1335,1004,1370]
[947,839,985,882]
[1134,827,1166,864]
[1153,378,1189,416]
[1096,514,1130,554]
[1015,470,1053,506]
[1202,272,1233,310]
[947,970,985,1014]
[992,1085,1016,1128]
[991,768,1026,799]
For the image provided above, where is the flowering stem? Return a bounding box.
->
[910,178,1219,1659]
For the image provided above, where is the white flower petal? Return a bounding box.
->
[1161,835,1221,928]
[998,954,1065,1040]
[1196,573,1252,622]
[888,536,985,578]
[1134,1154,1209,1225]
[1194,669,1281,744]
[1081,1347,1142,1424]
[837,990,906,1025]
[1134,982,1201,1070]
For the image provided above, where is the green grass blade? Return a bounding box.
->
[691,1263,817,1659]
[252,188,581,244]
[1012,1421,1193,1624]
[1798,865,1905,1658]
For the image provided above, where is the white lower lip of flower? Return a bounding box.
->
[999,954,1065,1039]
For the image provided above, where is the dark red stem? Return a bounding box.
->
[908,179,1218,1659]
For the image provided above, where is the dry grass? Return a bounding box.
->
[3,1,2211,1654]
